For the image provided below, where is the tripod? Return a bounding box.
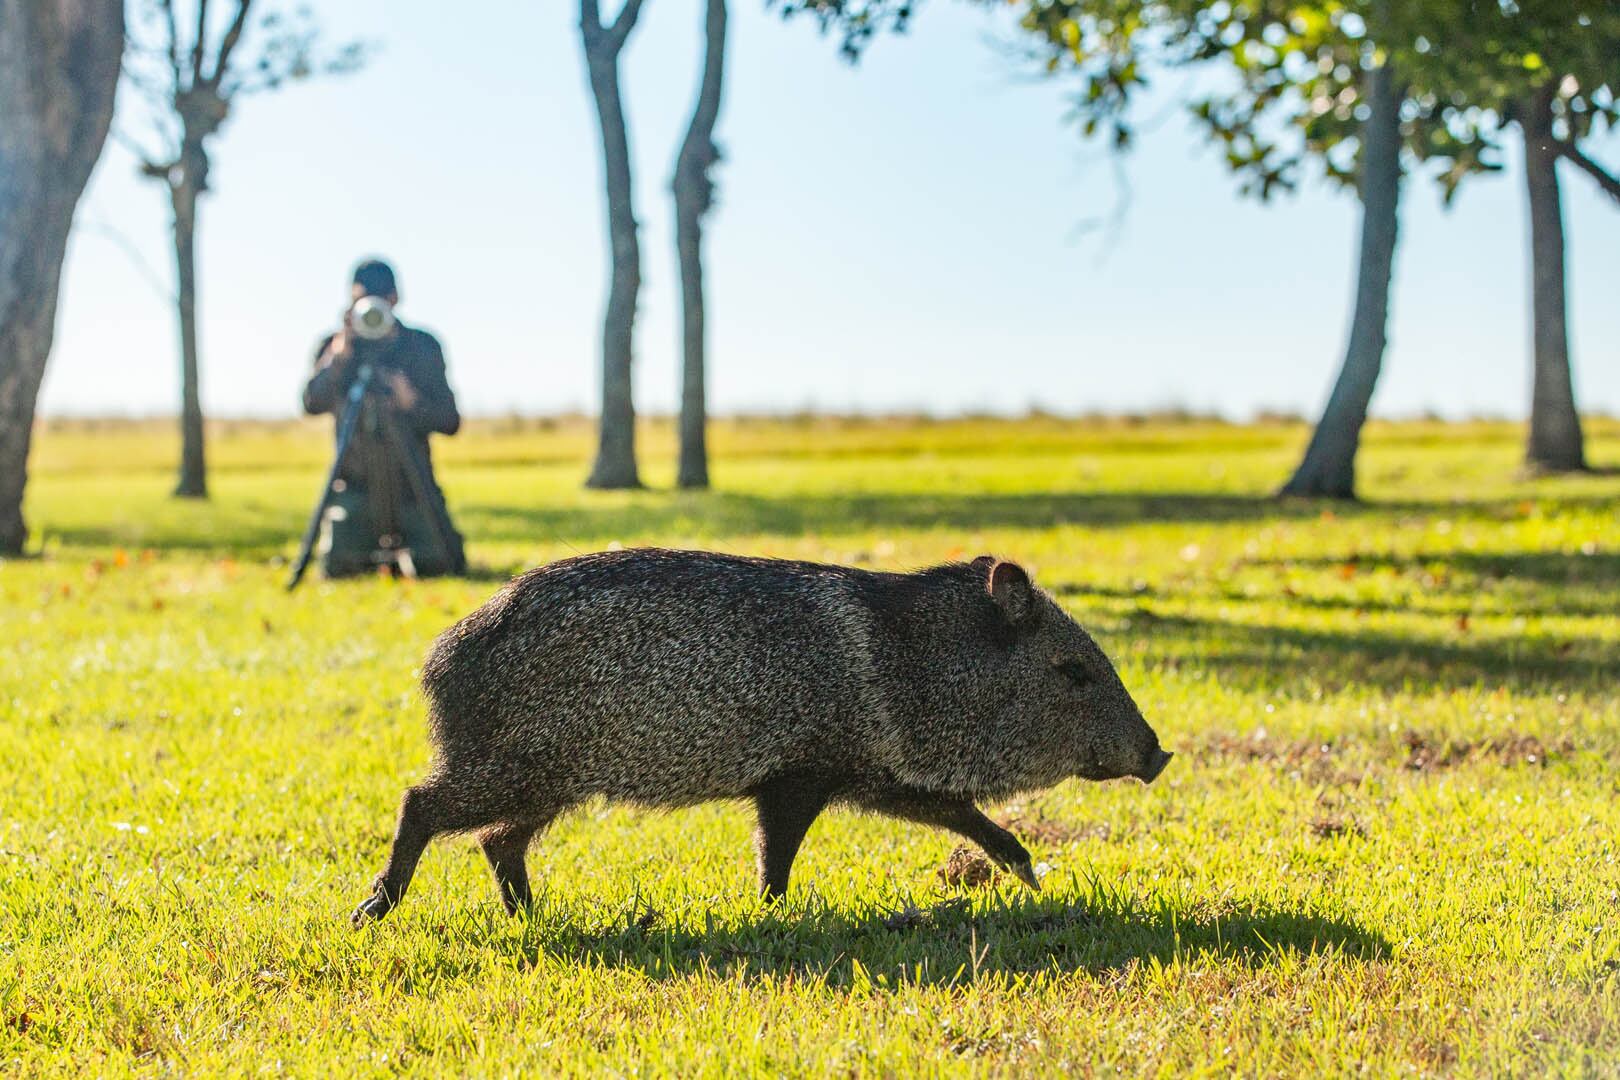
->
[287,359,463,590]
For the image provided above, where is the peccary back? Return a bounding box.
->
[422,549,893,804]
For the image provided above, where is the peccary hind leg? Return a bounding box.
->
[753,775,836,902]
[863,789,1040,890]
[479,821,542,916]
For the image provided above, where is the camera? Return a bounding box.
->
[351,295,396,341]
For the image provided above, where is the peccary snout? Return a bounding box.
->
[1138,748,1174,784]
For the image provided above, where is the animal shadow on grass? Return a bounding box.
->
[478,889,1390,990]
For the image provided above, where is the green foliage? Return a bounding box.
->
[3,417,1619,1072]
[1400,0,1620,200]
[1015,0,1153,150]
[767,0,916,60]
[1006,0,1620,202]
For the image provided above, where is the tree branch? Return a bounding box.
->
[191,0,212,83]
[610,0,646,48]
[110,124,176,175]
[122,64,179,110]
[157,0,185,89]
[1557,139,1620,207]
[77,217,179,306]
[206,0,255,90]
[581,0,604,34]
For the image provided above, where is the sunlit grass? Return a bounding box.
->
[2,417,1617,1075]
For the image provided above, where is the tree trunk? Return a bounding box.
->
[673,0,728,490]
[1278,59,1403,500]
[0,2,124,555]
[171,169,209,497]
[581,5,644,490]
[1521,87,1586,473]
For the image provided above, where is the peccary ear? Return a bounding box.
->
[987,560,1036,624]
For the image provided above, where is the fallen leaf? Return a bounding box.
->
[937,846,996,889]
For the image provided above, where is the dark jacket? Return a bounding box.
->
[302,322,460,500]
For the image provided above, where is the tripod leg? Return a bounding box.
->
[379,409,462,574]
[288,365,377,589]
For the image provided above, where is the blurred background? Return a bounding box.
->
[40,0,1620,424]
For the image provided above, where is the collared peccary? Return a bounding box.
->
[352,548,1171,924]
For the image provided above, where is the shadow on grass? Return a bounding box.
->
[1057,547,1619,617]
[1100,611,1611,695]
[51,490,1327,553]
[457,490,1551,546]
[480,888,1389,988]
[44,488,1613,608]
[1254,549,1619,587]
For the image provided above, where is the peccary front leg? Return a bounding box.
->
[479,821,540,916]
[352,780,492,926]
[753,775,836,902]
[862,789,1041,891]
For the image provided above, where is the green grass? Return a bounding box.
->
[3,416,1618,1077]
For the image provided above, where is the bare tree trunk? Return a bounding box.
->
[171,170,209,497]
[581,0,646,490]
[0,2,124,555]
[1521,87,1586,473]
[673,0,728,490]
[1278,59,1403,500]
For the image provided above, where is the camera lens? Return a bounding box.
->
[352,297,395,341]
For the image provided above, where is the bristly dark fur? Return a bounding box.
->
[353,548,1169,924]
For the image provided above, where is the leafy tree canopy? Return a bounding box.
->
[768,0,916,60]
[1008,0,1619,201]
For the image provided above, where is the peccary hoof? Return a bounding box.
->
[1008,859,1041,891]
[350,890,394,927]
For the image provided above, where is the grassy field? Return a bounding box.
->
[3,416,1618,1077]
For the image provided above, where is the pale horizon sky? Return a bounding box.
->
[39,0,1620,421]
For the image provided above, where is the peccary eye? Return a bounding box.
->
[1055,658,1091,686]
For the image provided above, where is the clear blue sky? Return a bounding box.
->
[41,0,1620,420]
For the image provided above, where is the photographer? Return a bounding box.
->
[301,259,466,578]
